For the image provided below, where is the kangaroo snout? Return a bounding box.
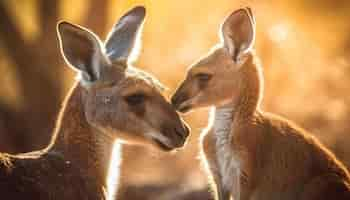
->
[156,114,190,151]
[171,119,190,148]
[171,90,192,113]
[177,120,190,140]
[171,91,183,107]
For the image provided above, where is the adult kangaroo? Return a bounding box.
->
[172,7,350,200]
[0,6,189,200]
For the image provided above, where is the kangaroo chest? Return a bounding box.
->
[213,107,241,193]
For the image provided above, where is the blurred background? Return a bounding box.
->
[0,0,350,199]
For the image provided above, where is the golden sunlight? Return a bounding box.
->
[268,23,289,43]
[1,1,350,199]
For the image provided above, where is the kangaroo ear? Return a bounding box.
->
[245,7,256,26]
[104,6,146,64]
[57,21,109,83]
[221,8,255,63]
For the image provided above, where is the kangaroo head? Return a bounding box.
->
[172,7,256,112]
[58,6,189,151]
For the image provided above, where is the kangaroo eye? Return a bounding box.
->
[196,73,212,82]
[125,93,146,106]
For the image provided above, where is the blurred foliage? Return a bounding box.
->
[0,0,350,199]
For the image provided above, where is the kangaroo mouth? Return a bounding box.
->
[177,103,192,113]
[152,128,188,152]
[153,138,175,151]
[173,97,194,113]
[172,93,195,113]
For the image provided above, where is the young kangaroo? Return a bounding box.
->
[0,6,189,200]
[172,7,350,200]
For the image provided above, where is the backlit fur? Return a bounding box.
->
[173,7,350,200]
[0,6,189,200]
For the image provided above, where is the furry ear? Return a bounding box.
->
[57,21,109,83]
[104,6,146,63]
[221,8,255,63]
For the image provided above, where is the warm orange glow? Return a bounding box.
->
[1,0,350,198]
[268,23,289,43]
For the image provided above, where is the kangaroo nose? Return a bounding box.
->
[174,120,190,146]
[171,92,190,111]
[171,93,181,108]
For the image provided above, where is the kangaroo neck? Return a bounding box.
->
[213,54,262,135]
[50,83,117,196]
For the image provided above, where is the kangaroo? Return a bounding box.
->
[172,7,350,200]
[0,6,189,200]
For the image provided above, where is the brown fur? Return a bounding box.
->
[172,8,350,200]
[202,55,350,200]
[0,6,189,199]
[0,84,106,199]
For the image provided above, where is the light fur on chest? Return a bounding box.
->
[213,106,241,199]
